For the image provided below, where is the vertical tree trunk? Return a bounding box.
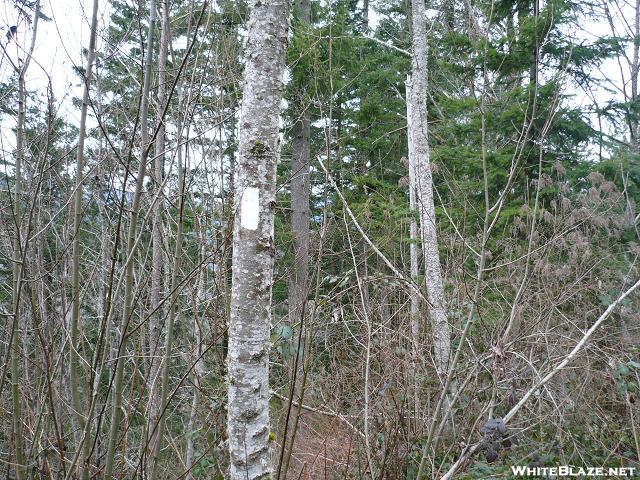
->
[407,0,450,376]
[149,78,183,480]
[178,16,198,469]
[288,0,311,402]
[147,0,169,468]
[185,241,205,478]
[104,1,156,476]
[147,4,181,475]
[227,0,289,478]
[69,1,99,477]
[408,151,422,425]
[9,5,40,478]
[281,1,312,473]
[11,64,27,480]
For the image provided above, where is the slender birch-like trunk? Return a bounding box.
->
[69,1,99,477]
[148,163,183,477]
[9,5,40,478]
[185,242,204,477]
[147,4,183,474]
[179,42,198,477]
[407,0,450,376]
[10,57,27,480]
[104,1,156,475]
[227,0,289,478]
[147,0,169,467]
[149,91,184,480]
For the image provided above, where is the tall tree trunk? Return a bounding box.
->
[179,17,198,471]
[69,1,99,477]
[281,0,312,474]
[148,0,169,469]
[288,0,311,407]
[407,0,450,376]
[185,240,205,478]
[9,5,40,478]
[227,0,289,478]
[10,58,27,480]
[149,78,183,480]
[104,0,156,476]
[408,151,421,426]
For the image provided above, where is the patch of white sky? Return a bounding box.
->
[0,0,111,153]
[573,1,635,139]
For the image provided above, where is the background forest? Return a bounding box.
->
[1,0,640,478]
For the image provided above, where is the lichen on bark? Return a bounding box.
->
[227,1,290,479]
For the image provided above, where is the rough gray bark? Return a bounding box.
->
[408,160,420,326]
[227,0,289,478]
[288,0,311,396]
[407,0,451,376]
[281,1,311,474]
[408,153,421,424]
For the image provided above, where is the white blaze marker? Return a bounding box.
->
[241,187,260,230]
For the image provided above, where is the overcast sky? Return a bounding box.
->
[0,0,635,156]
[1,0,110,118]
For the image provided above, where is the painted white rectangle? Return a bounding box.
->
[241,187,260,230]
